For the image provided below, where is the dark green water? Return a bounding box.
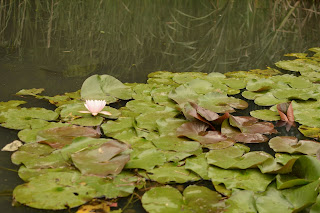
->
[0,0,320,212]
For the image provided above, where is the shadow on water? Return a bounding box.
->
[0,0,320,212]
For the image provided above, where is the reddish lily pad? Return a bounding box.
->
[37,126,100,149]
[176,121,230,145]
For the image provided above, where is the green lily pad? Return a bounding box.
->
[141,185,225,213]
[81,74,132,103]
[17,165,76,182]
[125,148,166,171]
[183,185,225,212]
[292,100,320,127]
[12,149,69,169]
[255,184,294,213]
[299,125,320,138]
[206,145,272,169]
[282,179,320,212]
[16,88,45,96]
[135,109,178,131]
[141,186,185,213]
[275,59,320,72]
[0,108,58,130]
[0,100,26,112]
[172,72,207,84]
[225,190,257,213]
[258,153,299,174]
[246,78,274,92]
[198,92,248,113]
[276,174,310,190]
[254,92,288,106]
[250,109,280,121]
[269,136,320,155]
[208,166,274,192]
[151,135,202,154]
[141,163,200,184]
[13,171,98,209]
[101,117,134,137]
[168,85,200,106]
[185,153,209,179]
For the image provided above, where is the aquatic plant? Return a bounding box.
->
[1,47,320,212]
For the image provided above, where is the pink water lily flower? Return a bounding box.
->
[79,100,112,116]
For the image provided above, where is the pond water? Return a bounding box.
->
[0,0,320,212]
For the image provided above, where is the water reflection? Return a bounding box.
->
[0,1,320,213]
[0,0,319,82]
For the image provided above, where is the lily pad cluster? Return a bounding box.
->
[1,47,320,212]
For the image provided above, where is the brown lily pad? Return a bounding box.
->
[37,126,100,149]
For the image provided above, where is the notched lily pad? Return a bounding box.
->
[81,74,132,103]
[71,140,131,177]
[269,136,320,155]
[37,126,100,148]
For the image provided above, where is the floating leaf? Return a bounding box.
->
[299,125,320,138]
[255,184,294,213]
[269,136,320,155]
[177,121,230,145]
[151,135,201,154]
[250,109,280,121]
[18,122,71,143]
[81,74,132,103]
[208,166,274,192]
[16,88,45,96]
[258,153,299,174]
[224,190,257,213]
[282,179,320,212]
[141,186,184,213]
[0,100,26,112]
[221,119,269,143]
[71,140,130,177]
[185,154,209,179]
[206,145,271,169]
[0,108,58,130]
[141,163,200,184]
[37,126,100,148]
[229,115,277,134]
[198,92,248,113]
[125,148,166,171]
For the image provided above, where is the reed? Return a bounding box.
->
[0,0,319,78]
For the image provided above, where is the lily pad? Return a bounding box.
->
[141,186,185,213]
[0,100,26,112]
[250,109,280,121]
[36,125,100,148]
[206,145,272,169]
[125,148,166,171]
[208,166,274,192]
[151,135,202,154]
[255,184,294,213]
[269,136,320,155]
[224,190,257,213]
[81,74,132,103]
[0,108,58,130]
[71,140,130,177]
[198,92,248,113]
[141,163,200,184]
[281,179,320,212]
[185,153,209,179]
